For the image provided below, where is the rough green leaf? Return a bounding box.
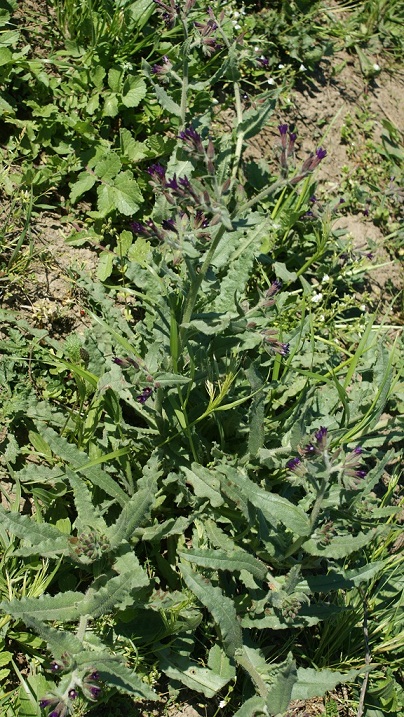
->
[180,563,242,657]
[179,548,267,581]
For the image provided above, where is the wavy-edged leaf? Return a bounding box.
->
[108,488,155,548]
[217,465,310,536]
[21,615,83,657]
[80,570,149,617]
[0,592,81,622]
[41,427,127,505]
[179,548,267,581]
[95,657,158,700]
[292,666,363,700]
[180,563,242,657]
[0,506,69,557]
[302,528,382,558]
[160,649,232,698]
[182,465,223,508]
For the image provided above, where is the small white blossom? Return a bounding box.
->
[267,77,275,85]
[278,63,284,69]
[254,46,260,52]
[234,23,241,29]
[299,63,307,71]
[360,304,367,311]
[219,701,227,709]
[212,98,218,105]
[311,292,323,303]
[319,314,325,322]
[321,274,330,283]
[373,63,380,71]
[233,10,240,17]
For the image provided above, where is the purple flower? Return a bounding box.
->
[315,426,328,448]
[136,387,153,404]
[89,685,102,699]
[147,163,166,187]
[68,690,78,700]
[266,279,282,296]
[151,55,172,76]
[154,0,177,27]
[89,671,100,681]
[179,127,204,154]
[162,218,177,232]
[278,124,288,136]
[166,174,180,191]
[304,443,316,456]
[355,469,367,479]
[113,356,138,369]
[130,221,147,235]
[257,56,269,67]
[287,457,301,471]
[316,147,327,161]
[49,661,62,672]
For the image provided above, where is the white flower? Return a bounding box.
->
[278,63,284,69]
[373,63,380,71]
[219,701,227,709]
[360,304,367,311]
[299,63,307,71]
[233,10,240,18]
[212,98,218,105]
[254,46,260,52]
[319,314,325,322]
[234,23,241,29]
[311,292,323,303]
[267,77,275,85]
[321,274,330,283]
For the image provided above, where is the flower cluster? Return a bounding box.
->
[194,17,222,57]
[286,427,367,490]
[39,667,102,715]
[261,328,289,357]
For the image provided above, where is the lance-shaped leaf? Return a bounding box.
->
[264,654,297,716]
[180,563,242,658]
[94,657,158,700]
[302,528,382,558]
[233,696,266,717]
[182,465,223,508]
[21,615,83,657]
[292,666,364,700]
[0,506,70,558]
[65,468,108,535]
[178,548,267,582]
[41,428,128,505]
[159,649,232,698]
[0,592,82,622]
[217,465,310,536]
[108,487,155,548]
[80,570,149,617]
[297,561,385,594]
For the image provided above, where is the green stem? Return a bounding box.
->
[236,177,289,216]
[76,615,88,642]
[179,20,189,129]
[180,222,227,333]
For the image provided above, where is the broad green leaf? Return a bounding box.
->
[103,92,119,117]
[239,94,277,140]
[108,67,122,92]
[120,128,149,162]
[108,488,156,547]
[233,696,266,717]
[97,250,114,281]
[160,650,232,698]
[70,171,96,204]
[127,236,151,265]
[265,654,297,716]
[97,171,142,216]
[122,76,147,108]
[292,666,362,700]
[129,0,155,28]
[180,563,242,657]
[94,154,122,180]
[179,548,267,581]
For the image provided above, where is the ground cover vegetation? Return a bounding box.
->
[0,0,403,716]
